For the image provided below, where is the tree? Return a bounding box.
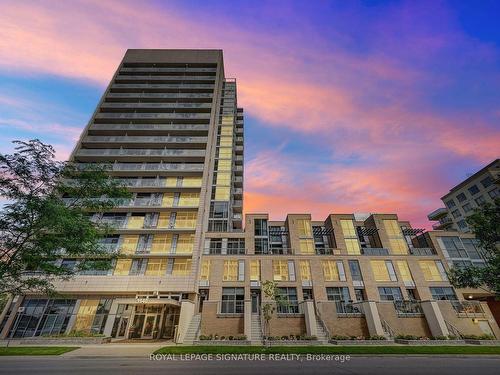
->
[261,280,288,339]
[0,139,130,295]
[447,198,500,298]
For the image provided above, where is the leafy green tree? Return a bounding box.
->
[447,198,500,297]
[261,280,289,338]
[0,139,130,295]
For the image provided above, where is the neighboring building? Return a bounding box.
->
[0,50,498,342]
[428,159,500,232]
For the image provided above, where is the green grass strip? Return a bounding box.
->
[0,346,78,356]
[154,345,500,355]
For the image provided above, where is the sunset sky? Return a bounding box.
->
[1,0,499,228]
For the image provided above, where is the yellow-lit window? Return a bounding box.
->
[200,260,210,280]
[221,115,234,125]
[389,238,408,254]
[176,234,194,254]
[322,260,340,281]
[127,216,144,229]
[114,259,132,275]
[175,212,197,228]
[370,260,391,282]
[396,260,413,282]
[172,259,192,276]
[183,177,202,187]
[297,219,312,237]
[219,136,233,147]
[145,258,167,276]
[215,187,230,200]
[162,192,175,207]
[340,220,356,237]
[419,261,443,281]
[179,193,199,206]
[157,213,170,228]
[151,234,172,254]
[384,220,402,237]
[299,260,311,281]
[220,126,233,136]
[223,260,239,281]
[345,238,361,254]
[120,235,138,254]
[273,260,289,281]
[218,148,232,159]
[250,260,260,281]
[217,159,231,171]
[73,299,99,332]
[165,177,178,187]
[216,172,231,185]
[299,239,315,254]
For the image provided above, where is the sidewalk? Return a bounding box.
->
[61,343,169,357]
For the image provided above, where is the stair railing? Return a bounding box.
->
[314,301,331,341]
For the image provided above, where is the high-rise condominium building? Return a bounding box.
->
[0,50,498,342]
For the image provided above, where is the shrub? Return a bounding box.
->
[463,334,496,340]
[330,335,349,340]
[367,335,386,340]
[395,334,420,340]
[431,335,448,340]
[44,331,105,338]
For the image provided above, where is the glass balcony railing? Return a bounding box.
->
[100,102,212,109]
[115,75,215,81]
[94,113,211,120]
[76,149,206,158]
[89,124,209,132]
[77,163,204,172]
[361,248,390,255]
[111,83,215,90]
[83,135,208,143]
[409,247,436,256]
[335,301,365,316]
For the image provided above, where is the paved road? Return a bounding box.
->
[1,356,499,375]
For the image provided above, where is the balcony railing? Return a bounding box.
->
[315,248,338,255]
[115,75,215,82]
[94,113,211,120]
[111,83,215,90]
[119,67,217,73]
[393,300,424,317]
[100,102,212,109]
[78,163,204,172]
[76,149,205,158]
[83,135,207,144]
[106,92,213,99]
[450,300,485,317]
[409,247,436,256]
[89,124,209,132]
[335,301,365,317]
[361,248,390,256]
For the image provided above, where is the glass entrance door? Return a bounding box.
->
[251,291,261,314]
[142,314,157,339]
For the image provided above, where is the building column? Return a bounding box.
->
[0,295,13,326]
[0,295,24,339]
[176,300,195,343]
[244,300,252,340]
[421,300,450,337]
[303,300,318,337]
[102,299,120,337]
[361,301,385,336]
[65,299,82,334]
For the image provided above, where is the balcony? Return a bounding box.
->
[393,300,424,317]
[106,92,213,100]
[77,162,203,173]
[450,300,486,317]
[115,75,215,83]
[361,248,390,256]
[427,207,449,221]
[432,216,454,230]
[315,248,339,255]
[88,124,209,135]
[110,83,215,91]
[409,247,436,256]
[100,102,212,110]
[82,135,207,147]
[335,301,364,317]
[75,148,205,162]
[94,113,211,120]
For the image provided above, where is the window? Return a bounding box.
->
[378,287,403,301]
[354,289,365,301]
[396,260,413,282]
[462,203,472,212]
[345,238,361,254]
[223,260,239,281]
[322,260,345,281]
[61,259,77,271]
[200,260,210,280]
[250,260,260,281]
[302,289,313,300]
[255,237,269,254]
[129,259,147,275]
[456,193,467,202]
[227,238,245,254]
[419,260,444,281]
[210,202,228,219]
[127,214,145,229]
[114,259,132,275]
[299,239,315,254]
[299,260,311,281]
[151,234,172,254]
[348,260,363,281]
[121,235,139,254]
[480,176,493,188]
[457,220,468,230]
[296,219,312,237]
[451,209,461,218]
[176,234,194,254]
[429,287,457,301]
[178,193,199,207]
[254,219,268,236]
[340,220,356,237]
[172,259,191,276]
[273,260,292,281]
[216,172,231,185]
[146,258,167,276]
[174,212,197,228]
[385,261,398,281]
[326,287,350,302]
[214,187,230,200]
[468,185,480,195]
[218,147,232,159]
[370,260,391,282]
[445,199,456,208]
[439,237,468,258]
[475,196,486,206]
[221,287,244,313]
[462,238,483,259]
[277,287,298,314]
[488,189,499,199]
[216,159,231,171]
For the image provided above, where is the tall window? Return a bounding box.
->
[146,258,167,276]
[345,239,361,255]
[221,287,244,313]
[223,260,239,281]
[322,260,346,281]
[273,260,293,281]
[114,259,132,275]
[419,261,446,281]
[250,260,260,281]
[299,260,311,281]
[200,260,210,281]
[383,220,408,254]
[326,287,350,301]
[396,260,413,282]
[171,259,191,276]
[378,287,403,301]
[340,220,356,237]
[348,260,363,281]
[299,239,315,254]
[370,260,397,281]
[277,287,298,314]
[254,219,268,236]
